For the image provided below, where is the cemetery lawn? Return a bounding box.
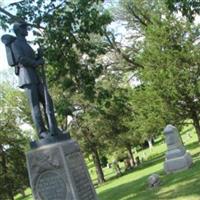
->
[15,125,200,200]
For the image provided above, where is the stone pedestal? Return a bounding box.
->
[163,125,192,174]
[26,139,98,200]
[164,151,192,173]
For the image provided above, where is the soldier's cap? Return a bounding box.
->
[13,21,28,32]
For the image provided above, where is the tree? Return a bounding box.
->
[0,0,112,98]
[92,74,143,167]
[137,6,200,140]
[70,108,106,184]
[113,0,200,141]
[0,83,30,200]
[0,0,113,184]
[165,0,200,22]
[131,85,174,148]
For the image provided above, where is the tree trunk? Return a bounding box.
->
[126,144,135,167]
[147,138,153,150]
[20,190,26,198]
[0,145,14,200]
[91,147,105,184]
[8,191,14,200]
[192,113,200,142]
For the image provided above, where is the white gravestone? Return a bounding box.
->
[163,124,192,174]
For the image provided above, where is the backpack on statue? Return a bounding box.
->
[1,34,19,75]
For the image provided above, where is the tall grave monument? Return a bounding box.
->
[1,21,98,200]
[163,124,192,174]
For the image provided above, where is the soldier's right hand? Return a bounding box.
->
[37,48,44,58]
[36,58,45,66]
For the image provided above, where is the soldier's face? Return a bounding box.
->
[19,26,28,36]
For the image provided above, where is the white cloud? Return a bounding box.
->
[0,0,22,6]
[195,15,200,25]
[0,30,9,72]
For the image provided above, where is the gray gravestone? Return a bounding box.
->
[163,124,192,174]
[148,174,160,188]
[26,139,98,200]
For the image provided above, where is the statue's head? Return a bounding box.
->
[13,21,28,37]
[164,124,182,146]
[164,124,177,136]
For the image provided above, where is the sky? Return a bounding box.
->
[0,29,9,72]
[0,0,119,73]
[0,29,36,72]
[0,1,200,74]
[0,0,21,72]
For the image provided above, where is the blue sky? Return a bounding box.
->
[0,30,9,72]
[0,0,120,72]
[0,0,20,72]
[0,0,199,73]
[0,29,35,72]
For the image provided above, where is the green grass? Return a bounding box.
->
[15,124,200,200]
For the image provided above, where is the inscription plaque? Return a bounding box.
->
[67,152,95,200]
[36,171,67,200]
[27,140,98,200]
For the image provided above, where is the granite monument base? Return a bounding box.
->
[164,151,192,174]
[26,138,98,200]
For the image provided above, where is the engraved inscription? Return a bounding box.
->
[36,171,67,200]
[67,152,95,200]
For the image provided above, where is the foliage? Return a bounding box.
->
[15,125,200,200]
[118,0,200,140]
[97,126,200,200]
[0,83,30,200]
[138,14,200,139]
[99,83,140,150]
[165,0,200,22]
[1,0,200,192]
[4,0,111,97]
[131,85,173,142]
[0,0,114,183]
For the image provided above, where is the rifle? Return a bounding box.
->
[37,46,59,136]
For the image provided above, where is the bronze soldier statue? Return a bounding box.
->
[2,22,60,139]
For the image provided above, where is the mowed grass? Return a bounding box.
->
[15,125,200,200]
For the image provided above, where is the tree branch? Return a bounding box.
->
[104,30,143,70]
[0,6,45,29]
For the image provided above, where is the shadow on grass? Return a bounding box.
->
[98,173,159,200]
[186,141,199,151]
[98,157,200,200]
[153,137,164,146]
[99,154,165,185]
[181,126,194,135]
[157,159,200,199]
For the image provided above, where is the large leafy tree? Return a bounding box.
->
[0,0,113,184]
[0,83,30,200]
[165,0,200,22]
[137,4,200,140]
[88,74,142,167]
[103,86,140,166]
[0,0,112,98]
[70,103,107,184]
[131,85,177,147]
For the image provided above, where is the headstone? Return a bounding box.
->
[148,174,160,188]
[26,139,98,200]
[112,160,122,176]
[163,124,192,174]
[124,158,131,171]
[136,156,141,166]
